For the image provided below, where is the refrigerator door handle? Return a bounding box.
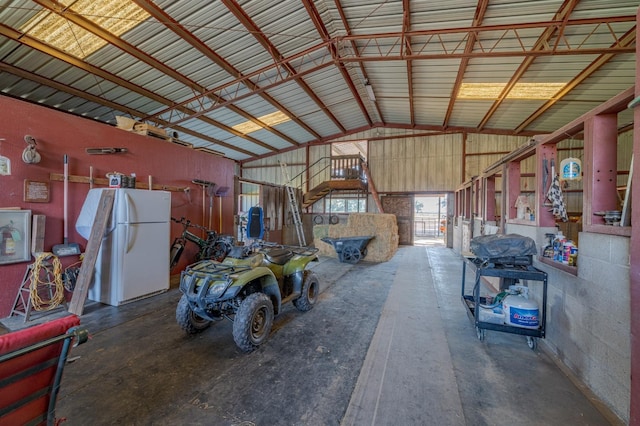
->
[125,223,134,253]
[124,192,132,223]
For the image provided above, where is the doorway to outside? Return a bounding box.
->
[414,195,446,246]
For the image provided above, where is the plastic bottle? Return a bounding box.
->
[563,241,572,264]
[553,231,564,262]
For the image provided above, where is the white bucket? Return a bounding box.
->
[502,295,539,329]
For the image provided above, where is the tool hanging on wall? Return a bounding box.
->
[214,187,229,233]
[52,155,81,257]
[192,179,215,232]
[85,147,127,155]
[206,183,218,230]
[22,135,41,164]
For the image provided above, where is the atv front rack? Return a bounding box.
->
[183,260,253,279]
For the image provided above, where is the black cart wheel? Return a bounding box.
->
[176,294,212,334]
[476,326,485,341]
[341,245,361,264]
[526,336,537,350]
[293,271,319,312]
[233,293,274,353]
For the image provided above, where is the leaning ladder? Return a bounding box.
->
[280,162,306,246]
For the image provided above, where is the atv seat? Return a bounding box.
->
[265,248,293,265]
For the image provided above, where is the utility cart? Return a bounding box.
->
[321,236,374,264]
[461,256,548,350]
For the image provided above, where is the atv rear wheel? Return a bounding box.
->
[293,271,319,312]
[176,294,212,334]
[233,292,274,352]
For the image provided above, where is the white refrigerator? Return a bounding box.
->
[75,188,171,306]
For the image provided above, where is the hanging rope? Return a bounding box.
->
[29,252,65,311]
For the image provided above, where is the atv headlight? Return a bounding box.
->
[208,283,226,298]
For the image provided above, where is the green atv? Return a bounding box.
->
[176,243,320,352]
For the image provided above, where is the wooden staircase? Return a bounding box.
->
[302,179,367,208]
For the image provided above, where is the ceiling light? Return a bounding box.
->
[232,111,291,134]
[365,80,376,102]
[20,0,149,59]
[458,83,565,100]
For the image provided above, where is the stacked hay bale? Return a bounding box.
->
[313,213,399,262]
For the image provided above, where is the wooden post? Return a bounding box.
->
[362,161,383,213]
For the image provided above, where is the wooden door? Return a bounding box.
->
[381,195,414,245]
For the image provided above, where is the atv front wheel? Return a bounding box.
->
[176,294,212,334]
[233,293,274,352]
[293,271,319,312]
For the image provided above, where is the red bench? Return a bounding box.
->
[0,315,89,425]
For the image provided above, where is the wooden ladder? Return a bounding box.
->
[280,162,306,246]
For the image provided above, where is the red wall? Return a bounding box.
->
[0,95,236,318]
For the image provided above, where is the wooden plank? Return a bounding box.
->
[31,214,46,254]
[362,162,383,213]
[49,173,188,193]
[68,190,115,316]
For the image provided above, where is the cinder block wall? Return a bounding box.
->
[506,225,630,423]
[549,232,629,422]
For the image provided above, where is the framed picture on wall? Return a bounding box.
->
[0,209,32,265]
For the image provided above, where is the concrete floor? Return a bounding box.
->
[1,243,616,425]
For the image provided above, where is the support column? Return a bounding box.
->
[536,144,557,227]
[484,176,496,223]
[583,113,618,225]
[503,161,521,224]
[629,8,640,424]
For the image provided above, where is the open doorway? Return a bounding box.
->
[414,195,447,246]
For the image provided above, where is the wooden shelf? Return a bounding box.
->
[49,173,189,193]
[538,256,578,276]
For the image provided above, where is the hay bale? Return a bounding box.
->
[313,213,398,262]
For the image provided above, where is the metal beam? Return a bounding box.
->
[132,0,316,141]
[140,16,635,127]
[477,0,579,130]
[0,62,257,157]
[302,0,373,127]
[515,27,636,133]
[333,0,385,124]
[443,0,489,128]
[221,0,347,133]
[31,0,285,152]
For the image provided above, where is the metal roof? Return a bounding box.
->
[0,0,637,162]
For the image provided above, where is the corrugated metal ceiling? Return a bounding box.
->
[0,0,637,161]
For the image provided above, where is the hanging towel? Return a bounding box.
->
[546,173,568,222]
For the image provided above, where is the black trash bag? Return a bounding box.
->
[470,233,537,265]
